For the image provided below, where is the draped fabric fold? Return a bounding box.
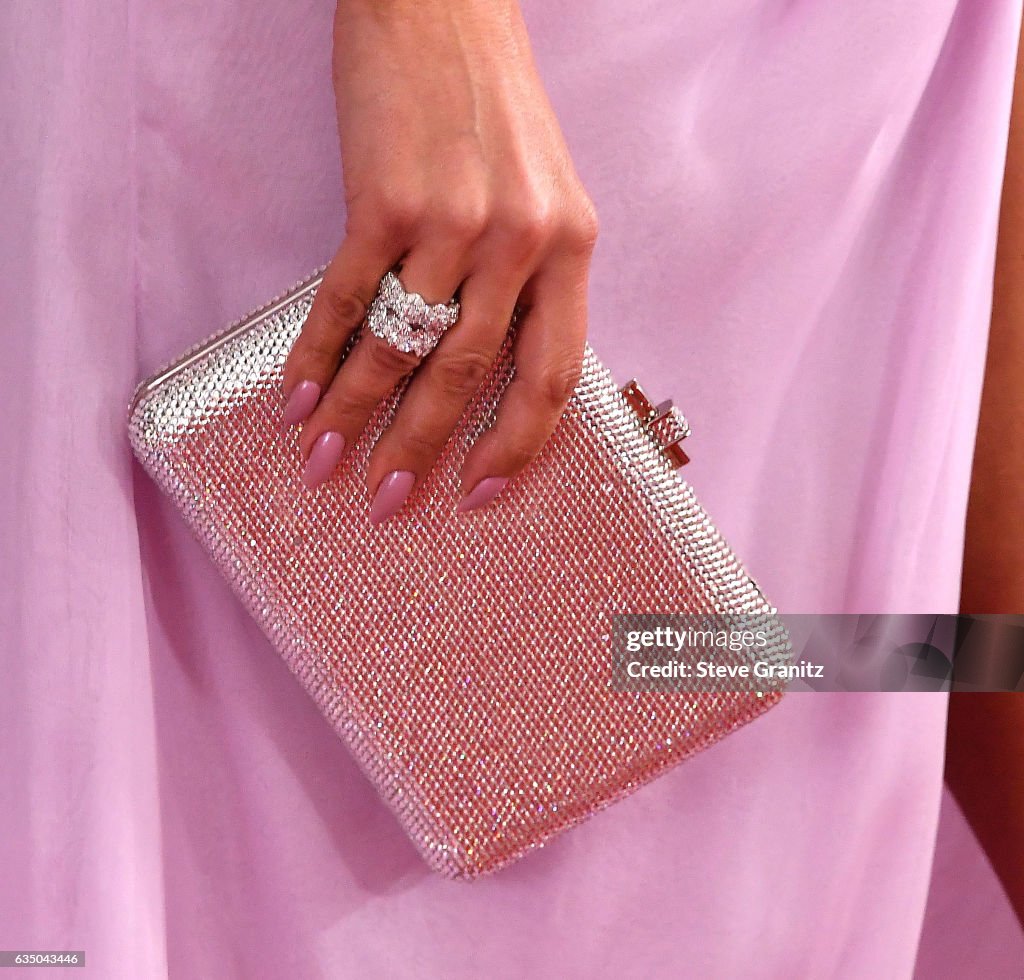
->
[2,1,1021,976]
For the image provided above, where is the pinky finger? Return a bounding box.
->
[456,267,589,513]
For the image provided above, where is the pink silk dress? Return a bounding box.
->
[3,0,1023,976]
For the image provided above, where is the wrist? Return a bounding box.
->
[336,0,535,86]
[339,0,526,43]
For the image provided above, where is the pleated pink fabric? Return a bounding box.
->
[2,1,1023,976]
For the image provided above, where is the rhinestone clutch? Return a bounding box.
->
[128,269,787,879]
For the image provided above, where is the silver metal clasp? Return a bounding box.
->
[620,379,691,468]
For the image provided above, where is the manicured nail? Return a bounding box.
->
[283,380,321,427]
[370,470,416,525]
[457,476,509,514]
[302,431,345,489]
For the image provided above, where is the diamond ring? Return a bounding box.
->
[365,269,461,358]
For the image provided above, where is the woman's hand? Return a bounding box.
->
[282,0,598,522]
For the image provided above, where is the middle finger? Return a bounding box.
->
[365,270,521,521]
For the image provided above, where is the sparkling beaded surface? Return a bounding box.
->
[128,271,788,880]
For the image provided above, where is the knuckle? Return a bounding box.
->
[374,189,425,236]
[319,385,378,426]
[364,337,421,377]
[434,199,490,243]
[393,423,444,460]
[319,285,369,332]
[496,202,553,259]
[534,358,583,407]
[501,439,538,473]
[298,333,343,365]
[431,348,494,398]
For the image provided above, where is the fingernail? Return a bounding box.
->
[370,470,416,525]
[302,431,345,489]
[457,476,509,513]
[283,380,322,427]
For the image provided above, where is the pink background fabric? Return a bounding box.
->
[3,0,1023,975]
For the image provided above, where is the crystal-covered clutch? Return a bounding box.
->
[128,269,787,879]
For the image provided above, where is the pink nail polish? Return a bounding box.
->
[370,470,416,525]
[283,380,322,427]
[302,431,345,489]
[457,476,509,513]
